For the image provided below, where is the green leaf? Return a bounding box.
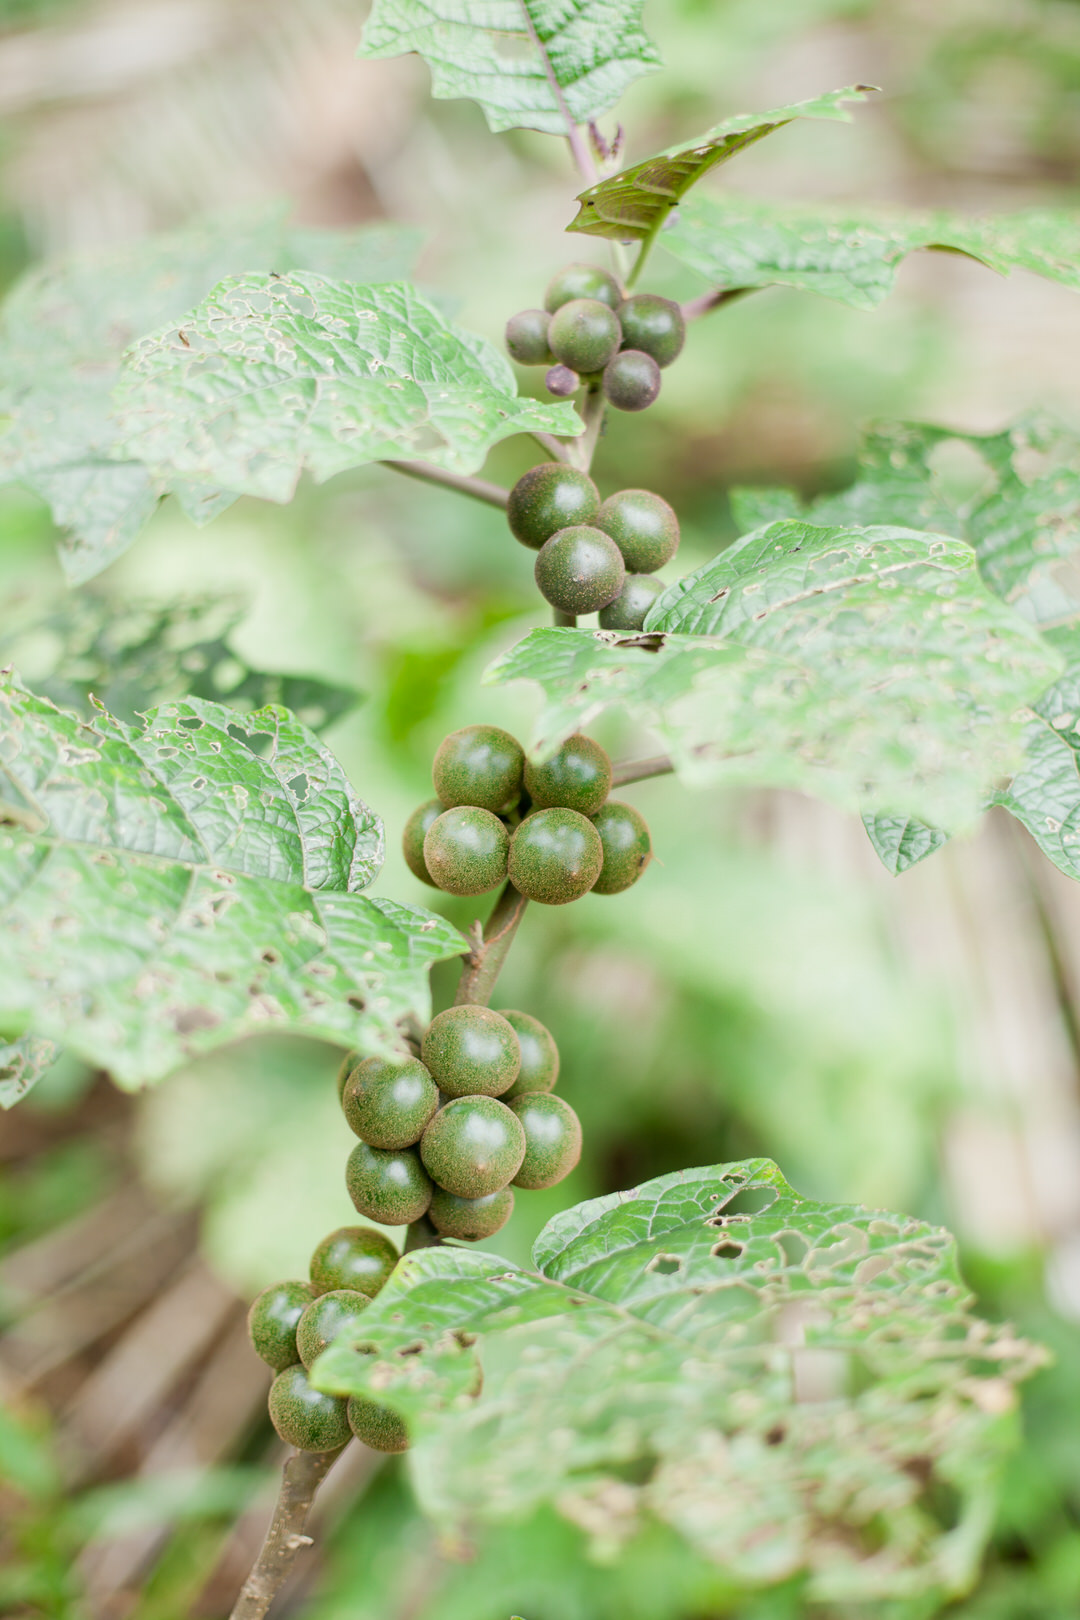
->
[993,648,1080,882]
[112,273,582,503]
[486,523,1060,827]
[567,87,872,243]
[862,813,949,876]
[0,1035,60,1110]
[0,676,465,1086]
[315,1159,1044,1603]
[359,0,662,136]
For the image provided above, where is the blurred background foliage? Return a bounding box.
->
[5,0,1080,1615]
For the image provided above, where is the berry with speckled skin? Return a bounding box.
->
[603,349,661,412]
[590,800,652,895]
[595,489,679,573]
[348,1397,409,1453]
[432,725,524,812]
[342,1055,438,1149]
[309,1226,398,1298]
[269,1364,352,1451]
[545,363,579,397]
[429,1185,515,1241]
[544,262,621,314]
[421,1005,520,1098]
[346,1142,433,1226]
[423,807,509,897]
[524,734,611,817]
[508,807,603,906]
[505,308,552,365]
[509,1093,582,1189]
[247,1280,315,1371]
[548,298,621,375]
[335,1051,357,1101]
[420,1096,526,1199]
[617,294,685,368]
[507,464,600,551]
[500,1010,559,1099]
[598,573,665,632]
[534,526,624,616]
[296,1289,371,1369]
[402,799,443,887]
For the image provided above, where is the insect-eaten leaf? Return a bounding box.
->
[0,1034,60,1109]
[0,675,465,1087]
[359,0,662,136]
[314,1159,1044,1604]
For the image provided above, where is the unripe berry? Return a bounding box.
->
[507,463,600,551]
[429,1185,515,1241]
[549,298,621,375]
[545,363,580,397]
[296,1289,370,1369]
[247,1279,316,1371]
[509,1094,582,1189]
[348,1396,409,1453]
[432,724,524,811]
[598,573,665,632]
[420,1096,526,1199]
[534,526,625,616]
[421,1005,521,1098]
[508,807,603,905]
[544,262,622,313]
[423,806,509,897]
[595,489,680,573]
[500,1010,559,1099]
[269,1364,351,1452]
[505,308,552,365]
[524,733,611,817]
[335,1050,357,1100]
[590,800,652,894]
[309,1226,398,1298]
[342,1054,438,1148]
[617,294,686,367]
[603,349,661,412]
[346,1142,433,1226]
[402,799,443,887]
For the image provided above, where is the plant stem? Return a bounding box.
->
[612,753,675,787]
[530,431,574,464]
[576,383,607,471]
[680,287,754,322]
[454,882,530,1008]
[385,461,509,509]
[229,1446,346,1620]
[517,1,598,187]
[554,609,577,627]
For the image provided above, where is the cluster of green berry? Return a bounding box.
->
[403,724,652,903]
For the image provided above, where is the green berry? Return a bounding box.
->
[544,262,622,313]
[617,294,686,368]
[347,1397,409,1453]
[420,1096,526,1199]
[508,807,603,905]
[507,463,600,550]
[590,800,652,895]
[429,1185,515,1241]
[310,1226,399,1298]
[423,806,509,897]
[545,363,579,397]
[268,1364,351,1452]
[402,799,443,887]
[534,526,625,616]
[505,308,552,365]
[595,489,680,573]
[603,349,661,412]
[598,573,666,632]
[346,1142,433,1226]
[342,1055,439,1149]
[421,1005,521,1098]
[336,1050,358,1100]
[296,1289,371,1369]
[432,724,524,812]
[548,298,621,375]
[500,1010,559,1099]
[524,733,611,817]
[247,1280,316,1371]
[509,1094,582,1190]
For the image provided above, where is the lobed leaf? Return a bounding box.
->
[0,1035,60,1110]
[315,1159,1043,1603]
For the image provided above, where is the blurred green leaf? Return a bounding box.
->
[992,646,1080,882]
[861,812,949,875]
[0,1033,59,1109]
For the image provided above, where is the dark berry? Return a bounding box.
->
[421,1005,521,1098]
[335,1050,357,1100]
[268,1364,351,1452]
[545,363,580,397]
[346,1142,433,1226]
[548,299,621,375]
[598,573,666,631]
[617,294,685,368]
[420,1096,526,1199]
[342,1055,438,1149]
[603,349,661,412]
[296,1289,371,1369]
[524,733,611,816]
[432,724,524,812]
[544,262,622,313]
[402,799,443,887]
[595,489,680,573]
[507,464,600,551]
[508,807,603,905]
[500,1010,559,1099]
[590,800,652,894]
[534,526,625,616]
[310,1226,399,1298]
[505,308,552,365]
[423,806,509,896]
[429,1185,515,1241]
[247,1280,316,1371]
[509,1094,582,1189]
[347,1397,409,1453]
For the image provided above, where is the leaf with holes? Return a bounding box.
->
[992,644,1080,882]
[861,813,949,876]
[0,675,465,1087]
[567,87,872,243]
[0,1035,60,1109]
[359,0,661,136]
[112,274,582,502]
[314,1158,1043,1604]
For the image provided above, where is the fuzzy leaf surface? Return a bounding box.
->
[315,1158,1042,1603]
[0,1035,60,1109]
